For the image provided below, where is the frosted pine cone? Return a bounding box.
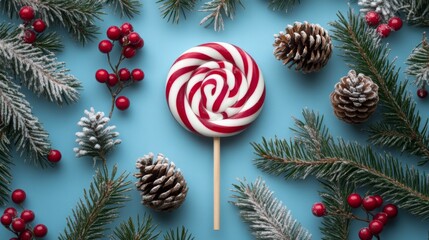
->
[330,70,379,124]
[134,153,188,212]
[273,21,332,73]
[358,0,401,22]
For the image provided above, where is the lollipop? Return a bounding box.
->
[166,42,265,229]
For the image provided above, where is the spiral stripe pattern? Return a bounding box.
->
[166,42,265,137]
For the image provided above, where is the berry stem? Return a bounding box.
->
[331,210,370,223]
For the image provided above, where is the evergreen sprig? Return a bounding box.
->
[231,178,312,240]
[0,0,104,44]
[104,0,142,18]
[157,0,197,24]
[330,10,429,166]
[163,227,195,240]
[59,165,131,240]
[406,33,429,88]
[0,24,81,104]
[0,69,51,167]
[199,0,244,31]
[319,180,353,240]
[111,215,159,240]
[268,0,300,12]
[33,32,63,53]
[401,0,429,27]
[252,109,429,219]
[0,130,12,206]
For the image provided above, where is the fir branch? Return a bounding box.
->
[0,0,103,44]
[0,24,81,104]
[163,227,195,240]
[401,0,429,27]
[268,0,300,12]
[358,0,401,22]
[0,130,12,206]
[319,180,353,240]
[252,109,429,219]
[104,0,142,18]
[157,0,197,24]
[0,69,51,167]
[74,108,121,163]
[111,215,159,240]
[199,0,244,31]
[33,32,63,53]
[231,178,312,240]
[406,32,429,88]
[330,10,429,165]
[59,165,131,240]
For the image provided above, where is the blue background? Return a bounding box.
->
[2,0,429,239]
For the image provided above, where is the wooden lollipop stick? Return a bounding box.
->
[214,137,220,230]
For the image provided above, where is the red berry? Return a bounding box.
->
[47,149,61,163]
[131,69,144,81]
[128,32,140,44]
[11,218,26,232]
[374,212,389,225]
[95,69,109,83]
[32,19,47,33]
[23,29,36,44]
[365,11,380,26]
[33,224,48,237]
[362,196,378,211]
[106,26,122,40]
[10,238,18,240]
[19,230,33,240]
[4,207,17,217]
[311,202,326,217]
[347,193,362,208]
[358,227,373,240]
[107,74,118,87]
[1,214,13,225]
[98,40,113,53]
[119,68,131,81]
[134,38,144,49]
[19,6,35,22]
[383,204,398,218]
[11,189,26,204]
[115,96,130,111]
[121,22,133,35]
[417,88,428,98]
[122,46,136,58]
[373,195,383,208]
[20,210,35,223]
[388,16,403,31]
[369,220,384,235]
[377,24,391,38]
[119,36,128,46]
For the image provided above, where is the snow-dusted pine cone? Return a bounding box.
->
[358,0,401,22]
[273,21,332,73]
[134,153,188,212]
[330,70,379,124]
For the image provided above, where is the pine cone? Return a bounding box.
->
[330,70,379,124]
[134,153,188,212]
[273,21,332,73]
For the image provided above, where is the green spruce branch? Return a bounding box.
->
[33,32,63,53]
[104,0,142,18]
[157,0,197,24]
[252,109,429,219]
[406,32,429,88]
[231,178,312,240]
[401,0,429,27]
[111,215,159,240]
[163,227,195,240]
[319,180,353,240]
[330,9,429,166]
[59,165,131,240]
[199,0,244,31]
[0,130,12,206]
[268,0,300,12]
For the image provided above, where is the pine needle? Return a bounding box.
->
[330,9,429,165]
[33,32,64,53]
[111,215,159,240]
[59,165,131,240]
[104,0,142,18]
[253,109,429,219]
[0,130,12,206]
[199,0,244,31]
[406,32,429,88]
[157,0,197,24]
[163,226,195,240]
[268,0,300,12]
[231,178,312,240]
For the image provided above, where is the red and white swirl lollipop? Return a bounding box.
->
[166,42,265,229]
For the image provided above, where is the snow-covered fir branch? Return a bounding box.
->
[358,0,401,22]
[74,108,121,163]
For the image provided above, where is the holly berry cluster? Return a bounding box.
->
[312,193,398,240]
[365,11,403,38]
[96,22,145,116]
[1,189,48,239]
[18,6,47,44]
